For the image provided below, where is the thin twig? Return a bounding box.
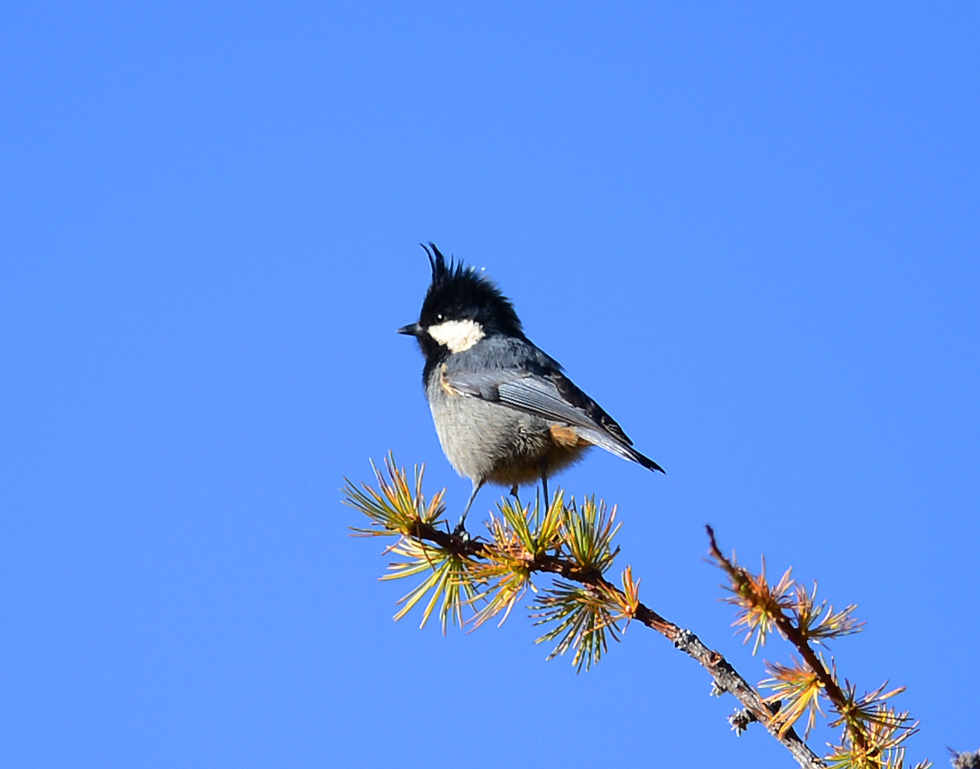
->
[705,524,871,758]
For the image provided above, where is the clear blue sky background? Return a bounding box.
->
[2,3,978,767]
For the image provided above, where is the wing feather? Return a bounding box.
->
[446,368,630,444]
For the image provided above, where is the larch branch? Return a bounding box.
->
[408,520,826,769]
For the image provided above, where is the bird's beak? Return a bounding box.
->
[398,322,422,336]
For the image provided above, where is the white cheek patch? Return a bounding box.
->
[427,319,485,353]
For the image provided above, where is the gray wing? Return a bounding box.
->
[445,368,605,432]
[443,366,664,472]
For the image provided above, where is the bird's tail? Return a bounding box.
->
[578,428,665,474]
[630,446,665,474]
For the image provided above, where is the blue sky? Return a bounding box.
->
[2,3,978,767]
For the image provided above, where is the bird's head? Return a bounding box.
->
[398,243,524,358]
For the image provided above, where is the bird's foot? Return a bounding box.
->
[452,519,470,540]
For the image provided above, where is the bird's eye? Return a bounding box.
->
[436,313,444,322]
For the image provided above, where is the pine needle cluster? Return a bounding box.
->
[345,455,635,670]
[346,456,937,769]
[707,527,930,769]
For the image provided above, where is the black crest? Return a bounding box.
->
[419,243,525,338]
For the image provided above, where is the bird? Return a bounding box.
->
[399,243,664,534]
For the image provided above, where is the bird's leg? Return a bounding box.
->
[455,480,485,537]
[539,458,551,513]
